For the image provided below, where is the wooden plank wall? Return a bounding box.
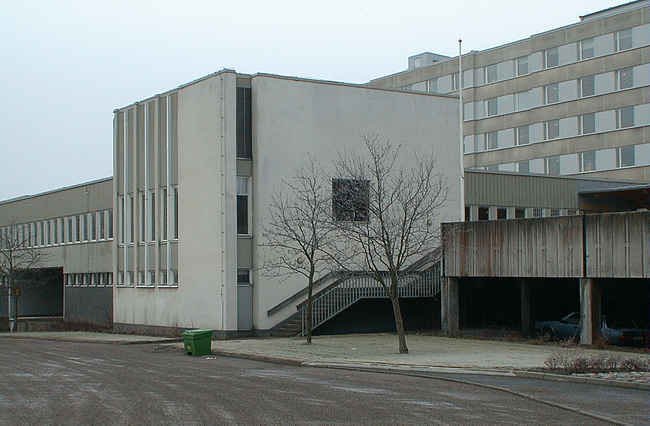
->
[585,211,649,278]
[443,211,648,278]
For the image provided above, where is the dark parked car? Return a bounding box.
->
[535,312,648,347]
[600,317,647,347]
[535,312,581,342]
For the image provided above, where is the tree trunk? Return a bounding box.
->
[306,270,314,344]
[306,284,313,344]
[389,285,408,354]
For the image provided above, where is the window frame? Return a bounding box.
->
[544,119,560,140]
[578,38,594,60]
[579,75,595,97]
[617,67,633,90]
[615,28,633,52]
[515,56,528,76]
[484,64,497,84]
[544,47,559,68]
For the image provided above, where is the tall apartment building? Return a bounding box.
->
[370,1,650,183]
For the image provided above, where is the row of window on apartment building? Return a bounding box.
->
[465,64,648,122]
[403,26,647,93]
[0,209,114,250]
[467,103,649,155]
[474,143,650,176]
[118,186,179,245]
[64,272,113,287]
[465,205,581,222]
[117,269,179,287]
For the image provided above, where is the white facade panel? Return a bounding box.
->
[558,43,577,65]
[635,103,650,126]
[594,34,614,57]
[597,148,617,170]
[633,24,650,47]
[560,154,579,174]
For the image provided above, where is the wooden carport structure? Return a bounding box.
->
[441,211,649,344]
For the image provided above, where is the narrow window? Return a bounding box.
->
[91,213,97,241]
[514,91,530,111]
[486,98,497,116]
[544,47,559,68]
[149,270,156,285]
[515,126,529,145]
[108,209,114,239]
[617,146,635,167]
[99,211,105,240]
[237,177,249,235]
[83,214,89,241]
[484,65,497,83]
[579,38,594,60]
[451,72,460,91]
[332,178,370,222]
[236,87,252,159]
[140,192,146,243]
[533,208,543,218]
[161,188,168,241]
[617,107,634,128]
[545,120,560,140]
[545,156,560,175]
[171,270,179,285]
[580,76,595,97]
[150,191,156,241]
[517,160,530,173]
[172,187,179,239]
[485,131,498,150]
[617,68,633,90]
[160,270,168,285]
[550,209,561,217]
[53,219,59,245]
[580,113,596,134]
[129,195,135,244]
[544,83,559,104]
[515,56,528,76]
[580,151,596,172]
[615,29,633,51]
[68,218,73,243]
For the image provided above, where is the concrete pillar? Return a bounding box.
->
[441,277,459,336]
[520,279,531,335]
[579,278,601,345]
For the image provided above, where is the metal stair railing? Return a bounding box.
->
[300,262,441,336]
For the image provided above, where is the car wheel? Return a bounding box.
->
[541,328,554,342]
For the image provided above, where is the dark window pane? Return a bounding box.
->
[332,178,369,222]
[237,194,248,234]
[236,88,252,158]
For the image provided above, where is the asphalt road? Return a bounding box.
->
[0,338,646,426]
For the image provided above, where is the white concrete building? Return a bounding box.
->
[112,71,461,335]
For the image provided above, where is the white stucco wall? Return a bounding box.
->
[250,75,461,330]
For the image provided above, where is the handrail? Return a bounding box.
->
[300,261,441,335]
[267,271,342,316]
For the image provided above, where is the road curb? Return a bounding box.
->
[514,370,650,391]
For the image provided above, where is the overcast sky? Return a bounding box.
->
[0,0,620,201]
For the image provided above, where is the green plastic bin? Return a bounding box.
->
[182,329,213,356]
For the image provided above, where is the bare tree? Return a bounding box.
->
[331,135,448,353]
[261,157,335,343]
[0,218,50,331]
